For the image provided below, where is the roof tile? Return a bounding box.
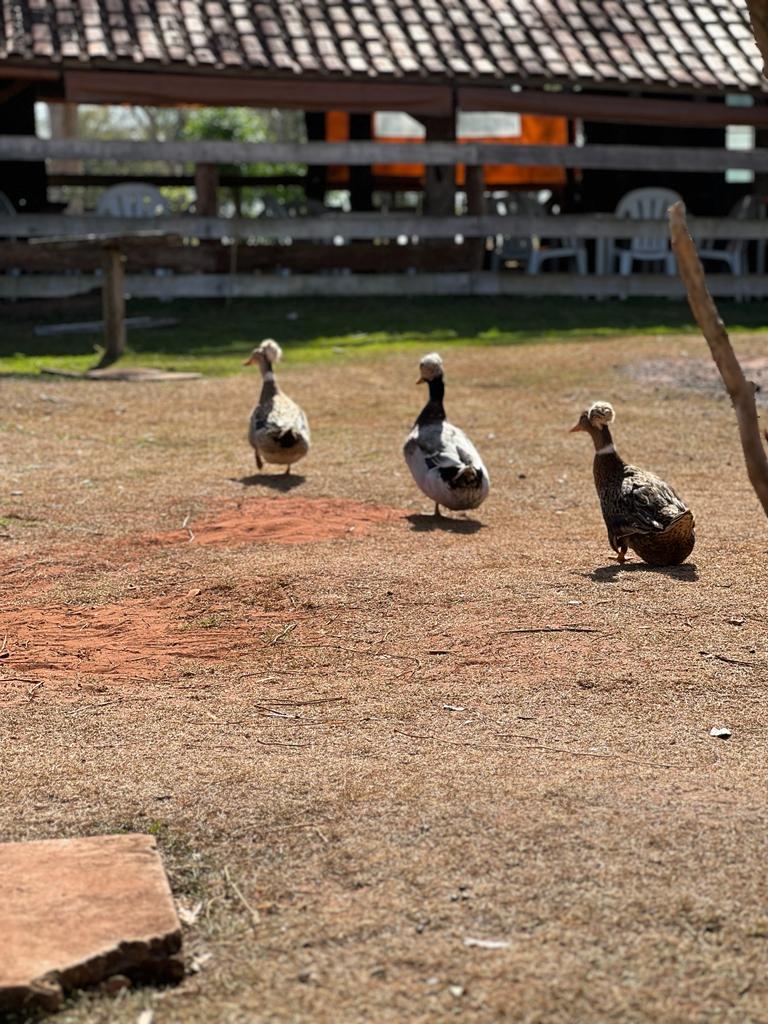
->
[0,0,761,91]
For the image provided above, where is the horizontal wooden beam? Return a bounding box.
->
[0,272,765,301]
[458,87,768,128]
[0,65,60,81]
[47,173,308,188]
[2,135,768,172]
[0,239,480,273]
[3,212,768,241]
[63,69,453,115]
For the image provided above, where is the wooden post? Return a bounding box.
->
[465,165,485,216]
[464,164,486,270]
[194,162,219,216]
[304,112,327,203]
[100,245,126,367]
[348,113,374,212]
[420,115,456,216]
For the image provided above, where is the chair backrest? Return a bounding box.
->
[615,187,683,253]
[730,194,766,220]
[489,192,543,258]
[96,183,170,218]
[0,190,16,215]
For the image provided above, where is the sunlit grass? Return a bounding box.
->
[3,295,768,376]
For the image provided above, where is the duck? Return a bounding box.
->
[403,352,490,517]
[244,339,310,474]
[570,400,695,566]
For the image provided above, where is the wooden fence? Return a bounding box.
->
[3,136,768,173]
[1,135,766,299]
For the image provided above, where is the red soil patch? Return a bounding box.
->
[150,497,403,547]
[2,596,295,682]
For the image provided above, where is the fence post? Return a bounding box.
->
[100,244,126,366]
[464,164,486,270]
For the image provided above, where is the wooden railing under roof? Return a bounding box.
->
[1,135,767,300]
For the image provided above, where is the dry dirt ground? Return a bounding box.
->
[2,335,768,1024]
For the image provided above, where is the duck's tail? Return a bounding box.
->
[278,429,301,449]
[452,464,482,488]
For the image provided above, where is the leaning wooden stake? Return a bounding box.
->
[668,200,768,518]
[746,0,768,75]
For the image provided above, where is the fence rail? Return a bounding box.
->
[2,213,768,241]
[1,271,764,301]
[2,135,768,173]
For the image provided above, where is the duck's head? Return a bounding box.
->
[244,338,283,371]
[570,401,615,434]
[417,352,444,385]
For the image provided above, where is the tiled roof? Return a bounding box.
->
[0,0,763,93]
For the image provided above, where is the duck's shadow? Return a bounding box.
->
[407,513,484,534]
[584,561,699,583]
[232,473,306,492]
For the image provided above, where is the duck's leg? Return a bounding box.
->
[284,465,291,476]
[434,502,442,517]
[254,448,263,470]
[616,544,627,564]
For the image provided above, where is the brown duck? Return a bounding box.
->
[570,401,695,566]
[244,339,310,474]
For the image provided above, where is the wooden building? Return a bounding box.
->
[1,0,767,216]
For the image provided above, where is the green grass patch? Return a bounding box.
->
[3,295,768,376]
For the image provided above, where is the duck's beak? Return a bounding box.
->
[416,377,426,385]
[243,355,258,366]
[569,422,585,433]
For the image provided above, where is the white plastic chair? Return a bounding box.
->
[96,183,170,218]
[0,190,21,281]
[489,194,588,274]
[488,194,534,270]
[613,187,683,276]
[698,195,763,276]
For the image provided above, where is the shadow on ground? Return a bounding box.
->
[585,562,699,583]
[232,473,306,492]
[406,513,484,534]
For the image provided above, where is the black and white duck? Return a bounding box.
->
[244,339,310,474]
[403,352,490,517]
[570,400,695,566]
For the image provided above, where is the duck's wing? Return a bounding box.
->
[406,422,484,467]
[404,422,488,488]
[606,465,688,539]
[253,393,310,443]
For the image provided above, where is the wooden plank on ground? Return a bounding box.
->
[34,317,179,336]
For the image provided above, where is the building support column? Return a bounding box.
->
[0,86,47,211]
[420,114,456,216]
[348,113,374,212]
[304,112,327,203]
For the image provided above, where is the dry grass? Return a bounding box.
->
[2,335,768,1023]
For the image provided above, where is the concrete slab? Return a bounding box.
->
[0,833,183,1013]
